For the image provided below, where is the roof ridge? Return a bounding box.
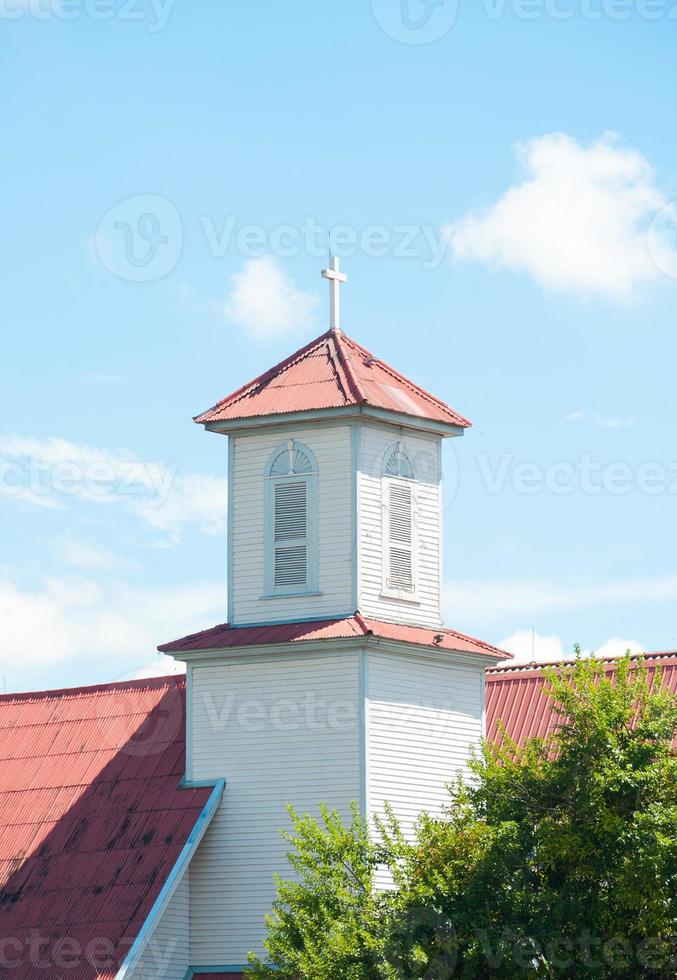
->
[332,330,368,404]
[352,611,373,635]
[338,332,471,426]
[487,649,677,675]
[323,331,356,404]
[0,674,185,704]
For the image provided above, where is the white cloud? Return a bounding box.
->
[445,574,677,622]
[500,629,644,664]
[121,655,186,681]
[445,132,677,299]
[500,629,567,663]
[223,256,318,340]
[0,573,224,677]
[594,636,644,659]
[0,434,225,540]
[563,409,637,429]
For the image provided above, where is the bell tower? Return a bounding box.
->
[194,257,470,630]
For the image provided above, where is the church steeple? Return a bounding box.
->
[195,266,470,629]
[161,279,505,968]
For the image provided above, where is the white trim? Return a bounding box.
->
[185,664,193,782]
[115,780,225,980]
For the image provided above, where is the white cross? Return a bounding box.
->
[321,256,348,332]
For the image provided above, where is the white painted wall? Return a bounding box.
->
[358,425,443,627]
[231,424,354,624]
[188,652,361,964]
[366,651,484,854]
[128,873,190,980]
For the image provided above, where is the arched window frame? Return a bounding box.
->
[264,440,319,597]
[381,443,417,598]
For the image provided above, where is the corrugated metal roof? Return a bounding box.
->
[194,328,471,429]
[158,613,510,661]
[0,676,212,979]
[486,651,677,747]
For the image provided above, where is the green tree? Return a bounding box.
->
[247,655,677,978]
[246,802,398,979]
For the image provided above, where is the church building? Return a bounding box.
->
[1,262,674,979]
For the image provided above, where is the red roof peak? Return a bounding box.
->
[195,327,471,430]
[158,614,509,661]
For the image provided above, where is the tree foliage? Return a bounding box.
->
[247,655,677,978]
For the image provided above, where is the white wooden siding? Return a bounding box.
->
[231,424,353,624]
[128,873,190,980]
[189,653,361,964]
[366,652,483,851]
[358,426,443,627]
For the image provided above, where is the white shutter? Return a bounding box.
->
[273,481,308,588]
[387,481,413,591]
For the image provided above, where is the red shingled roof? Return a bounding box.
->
[486,651,677,747]
[194,328,471,429]
[0,676,212,979]
[159,614,510,661]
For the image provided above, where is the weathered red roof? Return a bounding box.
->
[159,613,510,661]
[195,328,471,429]
[0,676,212,979]
[486,651,677,747]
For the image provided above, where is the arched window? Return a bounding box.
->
[383,446,415,480]
[264,440,318,595]
[382,444,416,595]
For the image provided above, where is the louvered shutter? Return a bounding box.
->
[387,481,413,591]
[273,481,308,587]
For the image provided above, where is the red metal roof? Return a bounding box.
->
[486,651,677,747]
[194,328,471,429]
[0,675,212,979]
[159,613,510,661]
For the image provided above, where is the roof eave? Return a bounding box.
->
[200,404,468,438]
[163,634,506,667]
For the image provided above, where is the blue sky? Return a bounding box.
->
[1,0,676,691]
